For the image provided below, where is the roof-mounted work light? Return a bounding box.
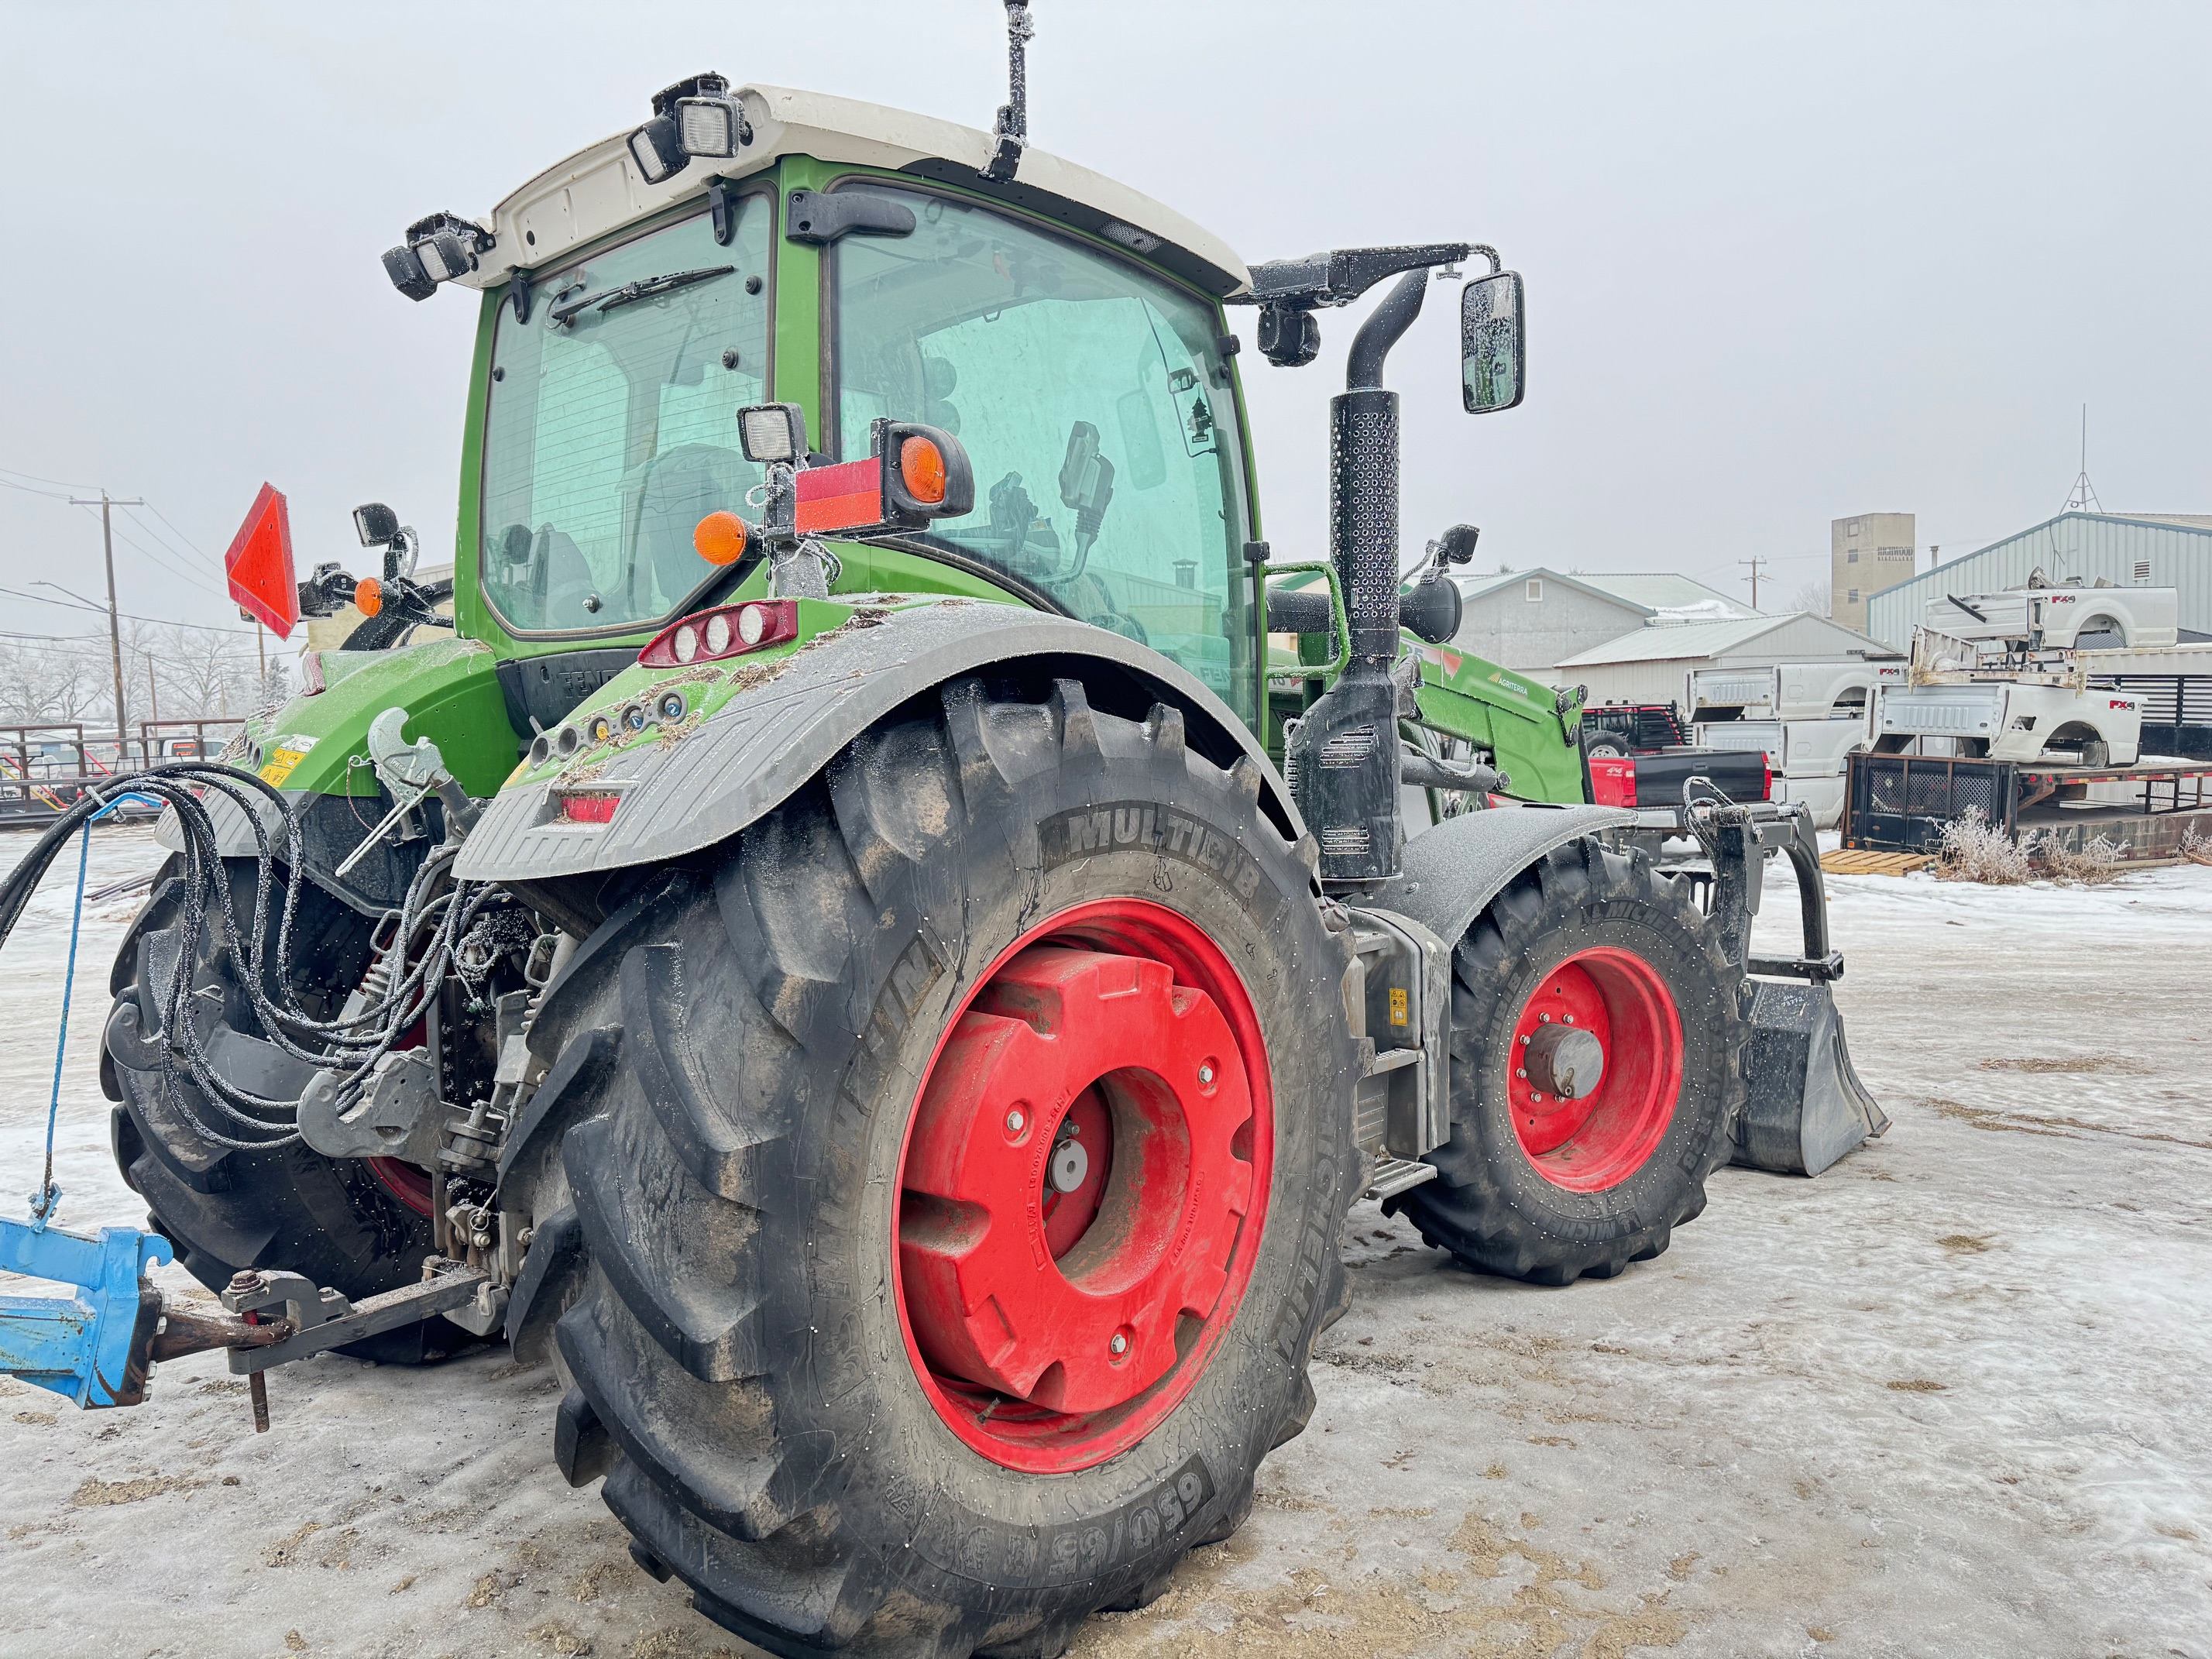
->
[628,71,750,185]
[380,211,493,303]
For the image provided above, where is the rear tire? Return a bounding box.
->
[1387,840,1743,1284]
[101,859,461,1365]
[505,678,1360,1658]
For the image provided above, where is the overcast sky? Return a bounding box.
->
[4,1,2207,642]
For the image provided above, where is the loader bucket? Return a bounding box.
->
[1733,980,1889,1176]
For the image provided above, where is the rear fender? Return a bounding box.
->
[455,599,1300,884]
[1368,803,1637,948]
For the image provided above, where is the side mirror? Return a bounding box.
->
[1461,271,1525,414]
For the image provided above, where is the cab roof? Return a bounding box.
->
[459,83,1250,299]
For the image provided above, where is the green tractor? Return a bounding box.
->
[90,25,1882,1657]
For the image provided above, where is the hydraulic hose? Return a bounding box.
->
[0,763,491,1152]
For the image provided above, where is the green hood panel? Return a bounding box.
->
[256,639,520,798]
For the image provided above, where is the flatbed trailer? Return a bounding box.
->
[1842,749,2212,860]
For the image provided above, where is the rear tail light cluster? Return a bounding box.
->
[640,599,799,668]
[1588,755,1638,808]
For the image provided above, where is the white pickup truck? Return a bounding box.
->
[1923,586,2179,652]
[1688,660,1905,827]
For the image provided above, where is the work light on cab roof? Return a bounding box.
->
[627,71,752,185]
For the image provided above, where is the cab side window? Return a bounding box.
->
[833,186,1252,711]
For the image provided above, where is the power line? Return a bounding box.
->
[91,507,231,599]
[133,501,219,566]
[5,466,219,559]
[7,466,257,598]
[0,584,259,636]
[0,462,103,493]
[0,475,77,502]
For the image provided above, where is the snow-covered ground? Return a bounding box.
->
[2,826,2207,1658]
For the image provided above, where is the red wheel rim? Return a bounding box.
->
[368,1157,434,1217]
[1507,946,1682,1193]
[894,898,1273,1473]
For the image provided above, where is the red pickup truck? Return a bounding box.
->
[1582,702,1771,809]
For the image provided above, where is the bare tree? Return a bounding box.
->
[253,658,295,718]
[1784,579,1832,617]
[121,620,261,739]
[0,640,108,727]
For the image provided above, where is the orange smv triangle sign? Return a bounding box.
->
[225,483,298,640]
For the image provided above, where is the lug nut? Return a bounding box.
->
[1516,1067,1527,1078]
[1564,1015,1575,1025]
[1197,1063,1216,1086]
[1108,1332,1129,1356]
[1005,1108,1025,1135]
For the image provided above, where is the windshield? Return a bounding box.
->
[832,185,1253,715]
[480,195,771,634]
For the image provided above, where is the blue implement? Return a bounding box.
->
[0,1216,173,1407]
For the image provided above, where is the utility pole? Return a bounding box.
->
[1740,556,1767,611]
[68,490,145,766]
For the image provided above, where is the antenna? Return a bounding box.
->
[2062,403,2101,514]
[986,2,1034,180]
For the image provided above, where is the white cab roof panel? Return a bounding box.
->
[459,83,1249,297]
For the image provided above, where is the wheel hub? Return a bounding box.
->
[901,943,1252,1413]
[1524,1022,1605,1099]
[1510,946,1683,1192]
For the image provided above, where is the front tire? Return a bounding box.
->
[507,677,1360,1657]
[1388,840,1744,1284]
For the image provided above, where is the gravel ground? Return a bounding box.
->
[2,825,2207,1659]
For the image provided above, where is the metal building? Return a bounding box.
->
[1447,568,1754,673]
[1865,512,2212,651]
[1551,612,1896,708]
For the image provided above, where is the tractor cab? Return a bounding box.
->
[396,81,1262,717]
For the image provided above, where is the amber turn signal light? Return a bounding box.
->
[354,576,383,617]
[693,510,750,566]
[899,435,948,505]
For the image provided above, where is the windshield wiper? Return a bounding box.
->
[551,265,735,326]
